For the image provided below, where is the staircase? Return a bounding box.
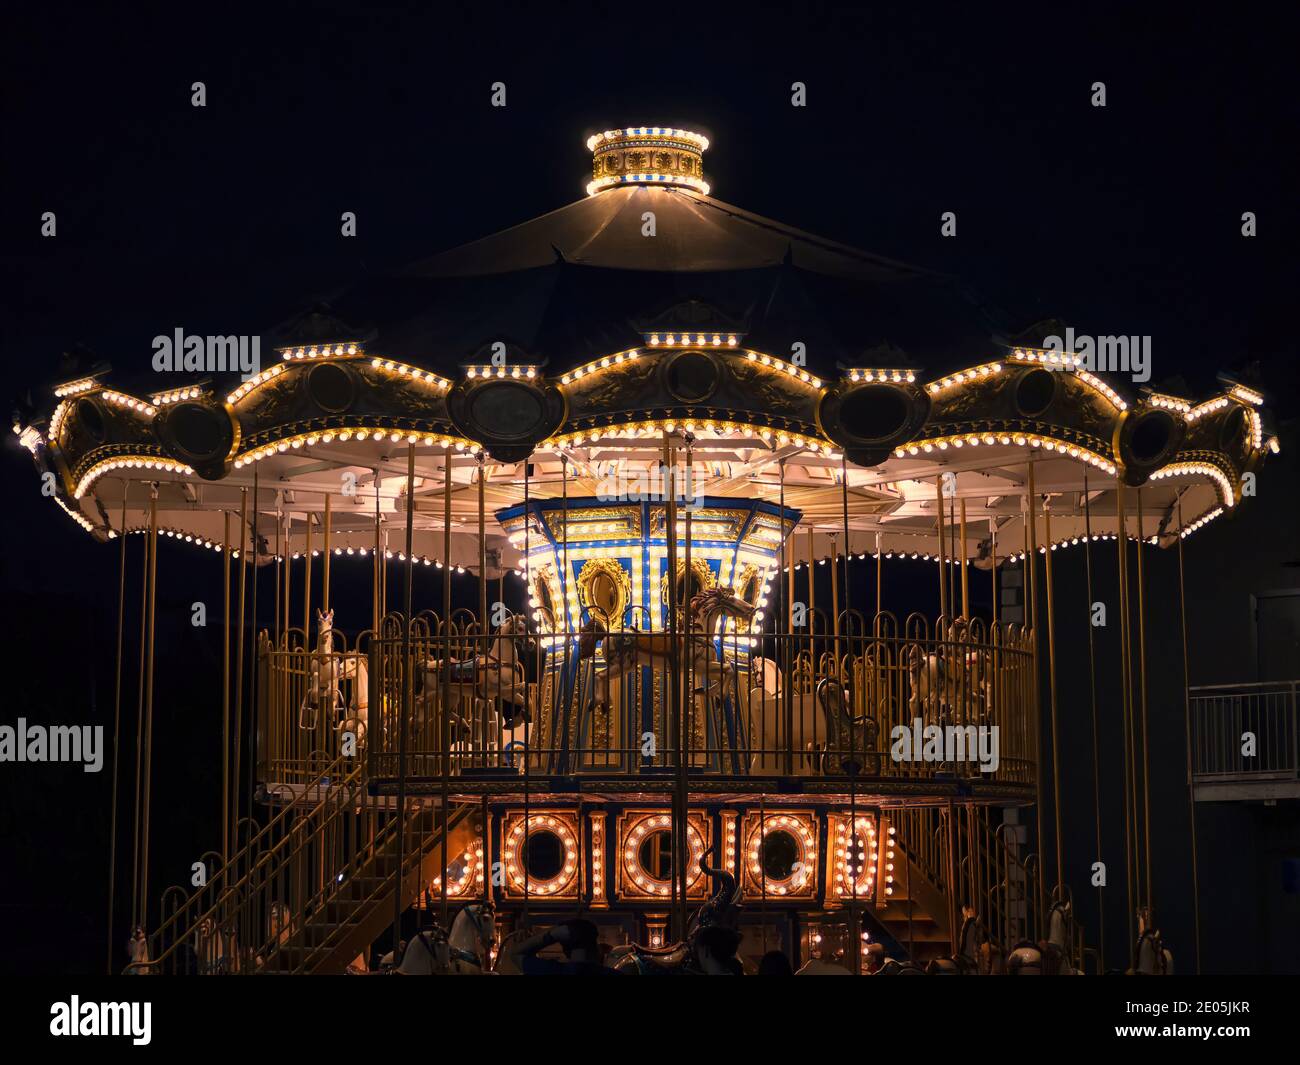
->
[144,754,477,975]
[262,804,476,974]
[867,858,952,966]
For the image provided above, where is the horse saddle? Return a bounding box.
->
[451,658,483,683]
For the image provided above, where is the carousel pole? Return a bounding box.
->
[373,468,381,633]
[1176,495,1202,973]
[139,485,159,928]
[222,511,231,877]
[780,459,792,775]
[441,443,453,926]
[106,487,129,972]
[232,487,248,864]
[1024,461,1043,931]
[875,531,882,631]
[959,498,969,620]
[681,435,694,929]
[393,444,415,955]
[303,499,312,638]
[841,454,861,976]
[522,458,531,928]
[130,486,149,930]
[478,452,488,765]
[780,457,790,775]
[935,477,949,623]
[1115,480,1137,962]
[1042,496,1064,894]
[1134,489,1153,908]
[663,432,686,940]
[807,525,816,689]
[559,455,571,770]
[281,511,290,643]
[990,519,998,628]
[248,466,260,834]
[1082,476,1105,970]
[273,508,281,648]
[322,493,332,616]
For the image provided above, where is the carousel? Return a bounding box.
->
[17,125,1275,975]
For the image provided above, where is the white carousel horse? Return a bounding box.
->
[906,645,992,721]
[581,587,757,716]
[421,615,535,728]
[302,609,369,744]
[1133,907,1174,975]
[381,902,497,975]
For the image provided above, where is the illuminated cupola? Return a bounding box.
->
[585,126,711,196]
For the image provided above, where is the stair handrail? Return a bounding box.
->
[144,753,361,971]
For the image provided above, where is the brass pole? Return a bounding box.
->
[941,475,951,621]
[840,455,859,977]
[322,493,332,615]
[106,487,129,972]
[1025,463,1042,922]
[393,445,415,954]
[1043,499,1063,893]
[478,453,488,767]
[139,486,159,926]
[807,525,816,685]
[780,460,791,773]
[1081,476,1104,969]
[231,487,248,875]
[373,470,381,633]
[959,499,969,619]
[441,444,453,925]
[281,513,290,644]
[303,505,312,638]
[130,491,149,928]
[1115,480,1137,960]
[875,532,882,633]
[221,510,231,875]
[1135,489,1153,907]
[1176,495,1202,973]
[990,520,998,629]
[830,533,840,675]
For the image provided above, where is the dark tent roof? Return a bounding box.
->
[272,186,1009,375]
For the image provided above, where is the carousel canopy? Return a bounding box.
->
[15,126,1276,583]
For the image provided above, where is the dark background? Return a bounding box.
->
[1,2,1296,973]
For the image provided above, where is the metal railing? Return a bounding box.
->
[1189,680,1299,782]
[268,609,1040,786]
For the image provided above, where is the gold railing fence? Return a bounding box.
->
[258,609,1036,785]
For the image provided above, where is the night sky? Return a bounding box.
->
[1,4,1296,974]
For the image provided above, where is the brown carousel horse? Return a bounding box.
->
[579,586,756,714]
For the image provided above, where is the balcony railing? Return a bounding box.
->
[1189,681,1299,793]
[258,611,1036,790]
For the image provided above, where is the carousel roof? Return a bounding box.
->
[273,187,1001,376]
[15,125,1277,582]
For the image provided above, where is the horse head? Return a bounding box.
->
[689,586,757,634]
[450,901,497,967]
[496,614,536,657]
[577,615,607,659]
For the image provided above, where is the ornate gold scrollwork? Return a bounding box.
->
[576,557,632,627]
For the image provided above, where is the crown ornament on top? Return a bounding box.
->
[585,127,710,196]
